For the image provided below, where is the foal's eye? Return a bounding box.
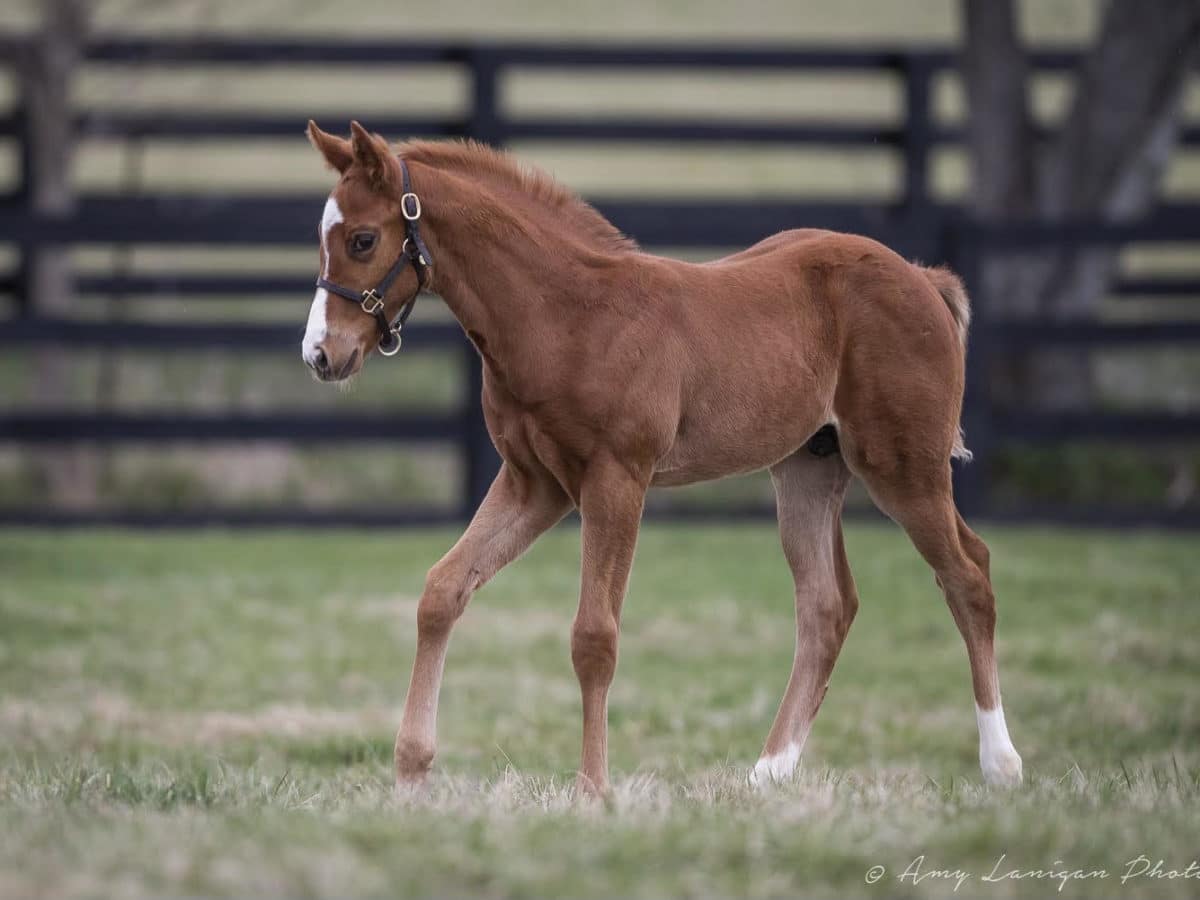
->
[349,232,377,256]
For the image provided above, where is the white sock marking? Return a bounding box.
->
[976,703,1023,786]
[750,741,801,786]
[302,195,343,363]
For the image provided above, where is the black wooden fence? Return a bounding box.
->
[951,216,1200,528]
[0,38,1197,527]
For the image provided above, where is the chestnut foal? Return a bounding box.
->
[302,121,1023,794]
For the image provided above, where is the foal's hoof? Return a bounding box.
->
[394,766,431,794]
[749,744,801,788]
[393,774,429,800]
[573,772,610,799]
[981,747,1024,787]
[394,738,435,786]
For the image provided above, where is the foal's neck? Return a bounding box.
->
[409,160,634,383]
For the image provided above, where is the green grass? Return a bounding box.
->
[1,524,1198,898]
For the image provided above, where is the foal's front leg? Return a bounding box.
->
[571,455,648,795]
[394,464,570,785]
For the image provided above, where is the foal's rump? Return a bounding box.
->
[771,230,976,469]
[712,229,971,359]
[656,230,973,483]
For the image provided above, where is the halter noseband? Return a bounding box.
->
[315,159,433,357]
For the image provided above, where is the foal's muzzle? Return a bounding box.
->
[306,345,359,382]
[308,346,331,379]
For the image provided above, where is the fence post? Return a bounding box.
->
[18,2,100,508]
[459,48,505,518]
[901,55,933,219]
[13,98,32,318]
[950,224,994,520]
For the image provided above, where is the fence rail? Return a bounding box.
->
[0,37,1197,527]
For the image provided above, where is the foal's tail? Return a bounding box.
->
[921,264,974,462]
[922,265,971,351]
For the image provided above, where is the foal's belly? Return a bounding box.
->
[649,271,839,486]
[650,393,831,487]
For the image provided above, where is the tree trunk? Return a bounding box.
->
[961,0,1200,410]
[20,0,96,506]
[963,0,1034,220]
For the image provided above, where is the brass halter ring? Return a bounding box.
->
[401,192,422,221]
[402,237,428,267]
[379,328,402,357]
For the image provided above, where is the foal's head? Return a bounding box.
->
[302,121,420,382]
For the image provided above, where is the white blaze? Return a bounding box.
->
[302,195,343,364]
[976,703,1023,786]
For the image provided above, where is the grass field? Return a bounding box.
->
[1,524,1197,898]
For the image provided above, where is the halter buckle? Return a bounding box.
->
[401,192,422,221]
[360,289,385,315]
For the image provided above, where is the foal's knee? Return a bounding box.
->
[571,616,618,685]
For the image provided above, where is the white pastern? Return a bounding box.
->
[976,703,1023,786]
[749,742,801,787]
[302,195,344,361]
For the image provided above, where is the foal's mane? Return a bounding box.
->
[397,139,637,255]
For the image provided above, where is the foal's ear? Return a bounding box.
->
[349,120,401,191]
[307,120,353,173]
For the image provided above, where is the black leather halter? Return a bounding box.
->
[316,159,433,356]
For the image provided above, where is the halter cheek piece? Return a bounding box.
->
[315,159,433,357]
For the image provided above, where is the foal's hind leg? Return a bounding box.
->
[752,447,857,784]
[848,450,1023,786]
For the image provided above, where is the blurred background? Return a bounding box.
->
[1,0,1197,528]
